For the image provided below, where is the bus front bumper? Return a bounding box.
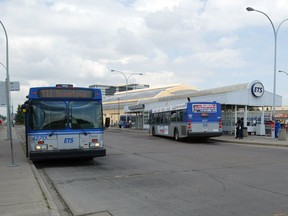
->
[29,148,106,161]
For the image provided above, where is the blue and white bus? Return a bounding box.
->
[149,101,222,140]
[22,84,106,161]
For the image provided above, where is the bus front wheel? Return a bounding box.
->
[174,129,180,141]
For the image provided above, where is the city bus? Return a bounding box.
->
[119,114,137,128]
[149,101,222,140]
[22,84,106,161]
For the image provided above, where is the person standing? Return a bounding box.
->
[235,118,240,139]
[239,118,244,139]
[119,120,123,128]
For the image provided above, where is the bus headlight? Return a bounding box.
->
[35,144,48,150]
[89,142,100,148]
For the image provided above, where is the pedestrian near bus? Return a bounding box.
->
[235,118,240,139]
[119,120,123,128]
[239,118,244,139]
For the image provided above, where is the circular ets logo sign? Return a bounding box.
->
[251,82,264,97]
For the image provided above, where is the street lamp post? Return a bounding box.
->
[246,7,288,138]
[111,70,143,126]
[0,62,9,139]
[279,70,288,76]
[117,98,120,124]
[0,20,16,166]
[0,62,6,70]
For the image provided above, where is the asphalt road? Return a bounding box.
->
[20,127,288,216]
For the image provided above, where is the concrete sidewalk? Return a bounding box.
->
[210,133,288,147]
[0,126,59,216]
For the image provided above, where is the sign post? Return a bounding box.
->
[0,81,19,107]
[0,81,6,106]
[0,20,19,167]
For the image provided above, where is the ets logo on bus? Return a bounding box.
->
[64,138,74,143]
[251,82,264,97]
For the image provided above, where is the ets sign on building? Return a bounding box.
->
[251,82,264,97]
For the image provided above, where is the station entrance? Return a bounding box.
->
[222,105,272,136]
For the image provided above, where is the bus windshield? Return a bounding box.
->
[30,101,103,130]
[69,101,103,129]
[30,101,66,130]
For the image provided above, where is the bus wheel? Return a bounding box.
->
[152,127,156,136]
[174,129,180,141]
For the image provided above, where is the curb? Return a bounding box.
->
[210,137,288,148]
[14,127,61,216]
[30,164,60,216]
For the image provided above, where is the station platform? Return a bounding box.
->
[0,126,59,216]
[210,133,288,147]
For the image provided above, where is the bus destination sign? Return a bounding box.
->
[38,89,94,98]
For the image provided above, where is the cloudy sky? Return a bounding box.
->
[1,0,288,115]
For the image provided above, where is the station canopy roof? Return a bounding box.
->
[103,84,198,104]
[103,81,282,109]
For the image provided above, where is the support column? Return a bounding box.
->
[244,105,248,127]
[234,105,238,137]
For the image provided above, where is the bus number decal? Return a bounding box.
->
[64,138,74,143]
[32,136,47,141]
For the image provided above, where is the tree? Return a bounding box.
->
[0,114,6,121]
[14,104,25,124]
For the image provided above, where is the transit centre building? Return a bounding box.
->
[102,80,282,135]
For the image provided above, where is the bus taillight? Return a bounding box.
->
[201,113,208,117]
[219,119,222,129]
[187,120,192,131]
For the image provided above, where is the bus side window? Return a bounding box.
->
[177,110,183,122]
[163,111,170,124]
[149,113,154,124]
[155,113,160,124]
[161,112,165,124]
[159,113,164,124]
[171,111,176,122]
[166,112,171,124]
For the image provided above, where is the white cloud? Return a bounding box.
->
[193,49,246,68]
[134,0,181,12]
[1,0,288,115]
[216,36,239,48]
